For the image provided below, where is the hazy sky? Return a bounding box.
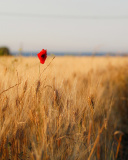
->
[0,0,128,53]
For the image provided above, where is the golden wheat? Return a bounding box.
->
[0,56,128,159]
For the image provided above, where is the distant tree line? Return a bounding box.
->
[0,47,10,56]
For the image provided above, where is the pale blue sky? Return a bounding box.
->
[0,0,128,53]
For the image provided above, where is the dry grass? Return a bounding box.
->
[0,56,128,160]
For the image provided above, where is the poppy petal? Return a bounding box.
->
[37,49,47,64]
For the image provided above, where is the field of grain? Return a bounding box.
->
[0,56,128,160]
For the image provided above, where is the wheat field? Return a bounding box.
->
[0,56,128,160]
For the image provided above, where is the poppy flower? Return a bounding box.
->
[37,49,47,64]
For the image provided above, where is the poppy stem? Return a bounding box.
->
[39,63,41,79]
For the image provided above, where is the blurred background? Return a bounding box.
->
[0,0,128,56]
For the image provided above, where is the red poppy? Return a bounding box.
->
[37,49,47,64]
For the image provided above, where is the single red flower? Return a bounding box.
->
[37,49,47,64]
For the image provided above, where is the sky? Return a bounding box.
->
[0,0,128,53]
